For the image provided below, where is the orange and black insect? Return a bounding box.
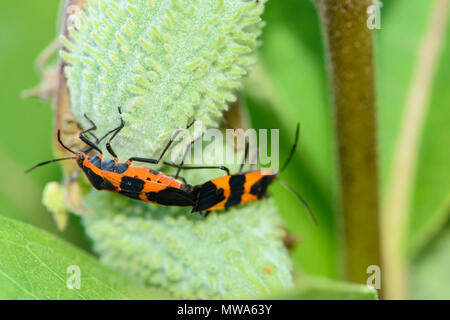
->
[26,108,197,207]
[166,124,316,223]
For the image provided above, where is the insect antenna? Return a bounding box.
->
[26,111,124,174]
[277,177,317,225]
[280,123,300,173]
[25,156,76,173]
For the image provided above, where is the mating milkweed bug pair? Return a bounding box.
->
[26,108,316,224]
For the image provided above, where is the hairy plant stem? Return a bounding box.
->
[55,0,87,165]
[53,0,89,215]
[315,0,382,295]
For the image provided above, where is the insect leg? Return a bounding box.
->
[280,123,300,173]
[223,119,249,172]
[105,107,125,158]
[80,113,101,150]
[200,211,210,218]
[80,127,119,154]
[78,113,103,154]
[80,113,98,137]
[79,133,102,154]
[162,129,231,175]
[58,130,78,154]
[127,119,197,165]
[173,132,205,178]
[239,139,249,172]
[163,162,230,176]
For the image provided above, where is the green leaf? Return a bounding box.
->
[377,0,450,254]
[410,222,450,299]
[270,277,378,300]
[377,0,436,191]
[371,0,450,299]
[0,216,170,299]
[407,16,450,254]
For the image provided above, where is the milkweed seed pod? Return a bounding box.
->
[61,0,267,161]
[60,0,293,298]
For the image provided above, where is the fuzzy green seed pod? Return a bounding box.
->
[61,0,293,298]
[83,191,292,299]
[61,0,266,160]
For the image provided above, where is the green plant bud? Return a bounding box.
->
[42,182,69,231]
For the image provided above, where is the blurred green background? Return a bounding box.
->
[0,0,449,299]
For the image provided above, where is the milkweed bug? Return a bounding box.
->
[165,124,317,224]
[26,107,198,207]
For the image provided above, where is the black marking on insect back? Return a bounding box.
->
[229,173,246,188]
[225,174,246,208]
[192,181,226,212]
[149,168,159,175]
[83,166,104,190]
[225,193,242,208]
[250,175,276,199]
[119,190,141,200]
[146,187,195,206]
[89,156,102,169]
[101,159,115,171]
[120,176,145,193]
[113,162,129,174]
[102,178,117,191]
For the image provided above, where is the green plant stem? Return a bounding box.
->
[315,0,382,293]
